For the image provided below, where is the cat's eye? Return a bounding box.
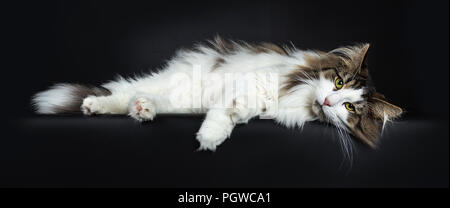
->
[334,77,344,90]
[344,102,355,112]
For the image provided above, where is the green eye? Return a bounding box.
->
[344,102,355,112]
[334,77,344,90]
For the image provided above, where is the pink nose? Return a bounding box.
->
[322,98,331,106]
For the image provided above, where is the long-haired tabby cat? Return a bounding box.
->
[32,36,403,152]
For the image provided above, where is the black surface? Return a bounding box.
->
[1,116,448,187]
[2,0,448,187]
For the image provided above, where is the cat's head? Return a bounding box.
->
[306,44,403,147]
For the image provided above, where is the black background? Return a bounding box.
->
[2,0,448,189]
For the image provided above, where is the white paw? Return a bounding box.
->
[128,97,156,122]
[81,96,102,115]
[196,122,230,151]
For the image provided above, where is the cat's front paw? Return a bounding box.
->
[81,96,102,115]
[196,123,230,151]
[128,97,156,122]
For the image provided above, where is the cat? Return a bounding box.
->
[32,36,403,151]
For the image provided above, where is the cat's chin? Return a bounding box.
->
[311,101,326,121]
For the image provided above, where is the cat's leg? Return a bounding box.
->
[196,109,235,151]
[127,92,193,122]
[127,95,157,122]
[81,93,131,115]
[196,97,255,151]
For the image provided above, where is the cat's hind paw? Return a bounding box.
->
[128,97,156,122]
[81,96,102,115]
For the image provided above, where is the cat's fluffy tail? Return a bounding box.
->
[32,83,111,114]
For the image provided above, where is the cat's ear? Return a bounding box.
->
[330,43,370,76]
[358,44,370,66]
[369,92,403,121]
[349,92,403,148]
[358,44,370,76]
